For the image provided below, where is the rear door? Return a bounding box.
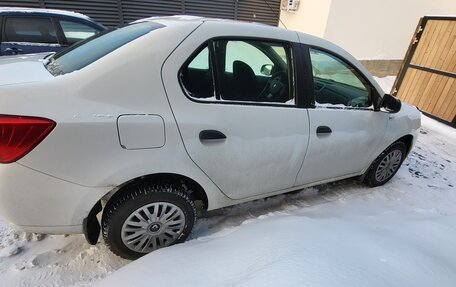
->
[163,24,309,200]
[295,46,389,185]
[1,16,61,55]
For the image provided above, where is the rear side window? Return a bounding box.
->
[181,40,293,104]
[46,22,163,76]
[225,41,274,76]
[4,17,58,44]
[59,20,100,44]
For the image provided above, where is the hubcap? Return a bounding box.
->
[121,202,186,253]
[375,150,403,182]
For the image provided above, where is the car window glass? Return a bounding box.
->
[59,20,99,44]
[225,41,273,76]
[181,45,214,99]
[272,46,288,63]
[4,17,58,44]
[181,40,293,105]
[46,22,163,76]
[218,40,293,104]
[310,48,371,107]
[188,46,210,70]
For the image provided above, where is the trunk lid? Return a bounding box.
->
[0,53,53,87]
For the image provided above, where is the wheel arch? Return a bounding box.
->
[363,133,414,180]
[103,173,209,211]
[395,134,414,157]
[83,173,209,245]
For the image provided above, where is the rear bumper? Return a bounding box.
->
[0,163,110,234]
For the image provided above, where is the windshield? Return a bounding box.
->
[45,22,164,76]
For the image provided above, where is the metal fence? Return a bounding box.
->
[0,0,281,27]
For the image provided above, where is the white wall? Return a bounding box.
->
[280,0,456,60]
[279,0,332,37]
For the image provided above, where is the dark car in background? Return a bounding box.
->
[0,7,105,56]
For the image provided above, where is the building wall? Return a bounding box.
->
[278,0,332,37]
[280,0,456,60]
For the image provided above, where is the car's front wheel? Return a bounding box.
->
[102,183,196,260]
[365,142,407,187]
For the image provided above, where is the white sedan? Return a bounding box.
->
[0,16,420,259]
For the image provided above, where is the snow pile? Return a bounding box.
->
[0,221,128,286]
[0,78,455,286]
[0,7,90,20]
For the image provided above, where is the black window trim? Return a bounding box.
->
[178,36,303,109]
[1,15,63,45]
[302,44,382,111]
[51,16,66,45]
[0,16,3,45]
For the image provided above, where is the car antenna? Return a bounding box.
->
[262,0,288,29]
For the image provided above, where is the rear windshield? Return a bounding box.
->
[45,22,164,76]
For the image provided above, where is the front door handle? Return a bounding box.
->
[316,126,332,135]
[199,130,226,141]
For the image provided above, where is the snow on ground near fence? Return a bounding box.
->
[0,77,455,286]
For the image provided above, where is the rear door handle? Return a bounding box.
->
[316,126,332,135]
[199,130,226,141]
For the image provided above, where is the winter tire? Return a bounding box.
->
[365,142,407,187]
[102,183,196,260]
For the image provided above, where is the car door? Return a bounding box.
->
[163,28,309,200]
[1,16,61,56]
[295,46,389,186]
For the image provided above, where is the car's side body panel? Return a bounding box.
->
[296,108,389,185]
[0,163,108,233]
[379,104,421,157]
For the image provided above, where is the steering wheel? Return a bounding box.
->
[314,83,326,99]
[347,96,368,107]
[258,71,288,101]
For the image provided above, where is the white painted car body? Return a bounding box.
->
[0,16,420,235]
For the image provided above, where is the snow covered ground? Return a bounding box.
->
[1,77,455,286]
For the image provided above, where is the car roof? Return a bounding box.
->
[136,16,333,51]
[0,7,91,20]
[135,15,268,27]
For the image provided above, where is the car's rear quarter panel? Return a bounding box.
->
[0,21,231,230]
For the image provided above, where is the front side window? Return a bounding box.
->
[59,20,99,44]
[4,17,58,44]
[310,48,371,107]
[181,40,293,104]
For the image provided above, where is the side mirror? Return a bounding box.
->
[381,94,401,113]
[260,64,273,76]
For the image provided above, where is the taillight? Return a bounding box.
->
[0,115,56,164]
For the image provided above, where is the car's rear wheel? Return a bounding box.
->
[365,142,407,187]
[102,183,196,260]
